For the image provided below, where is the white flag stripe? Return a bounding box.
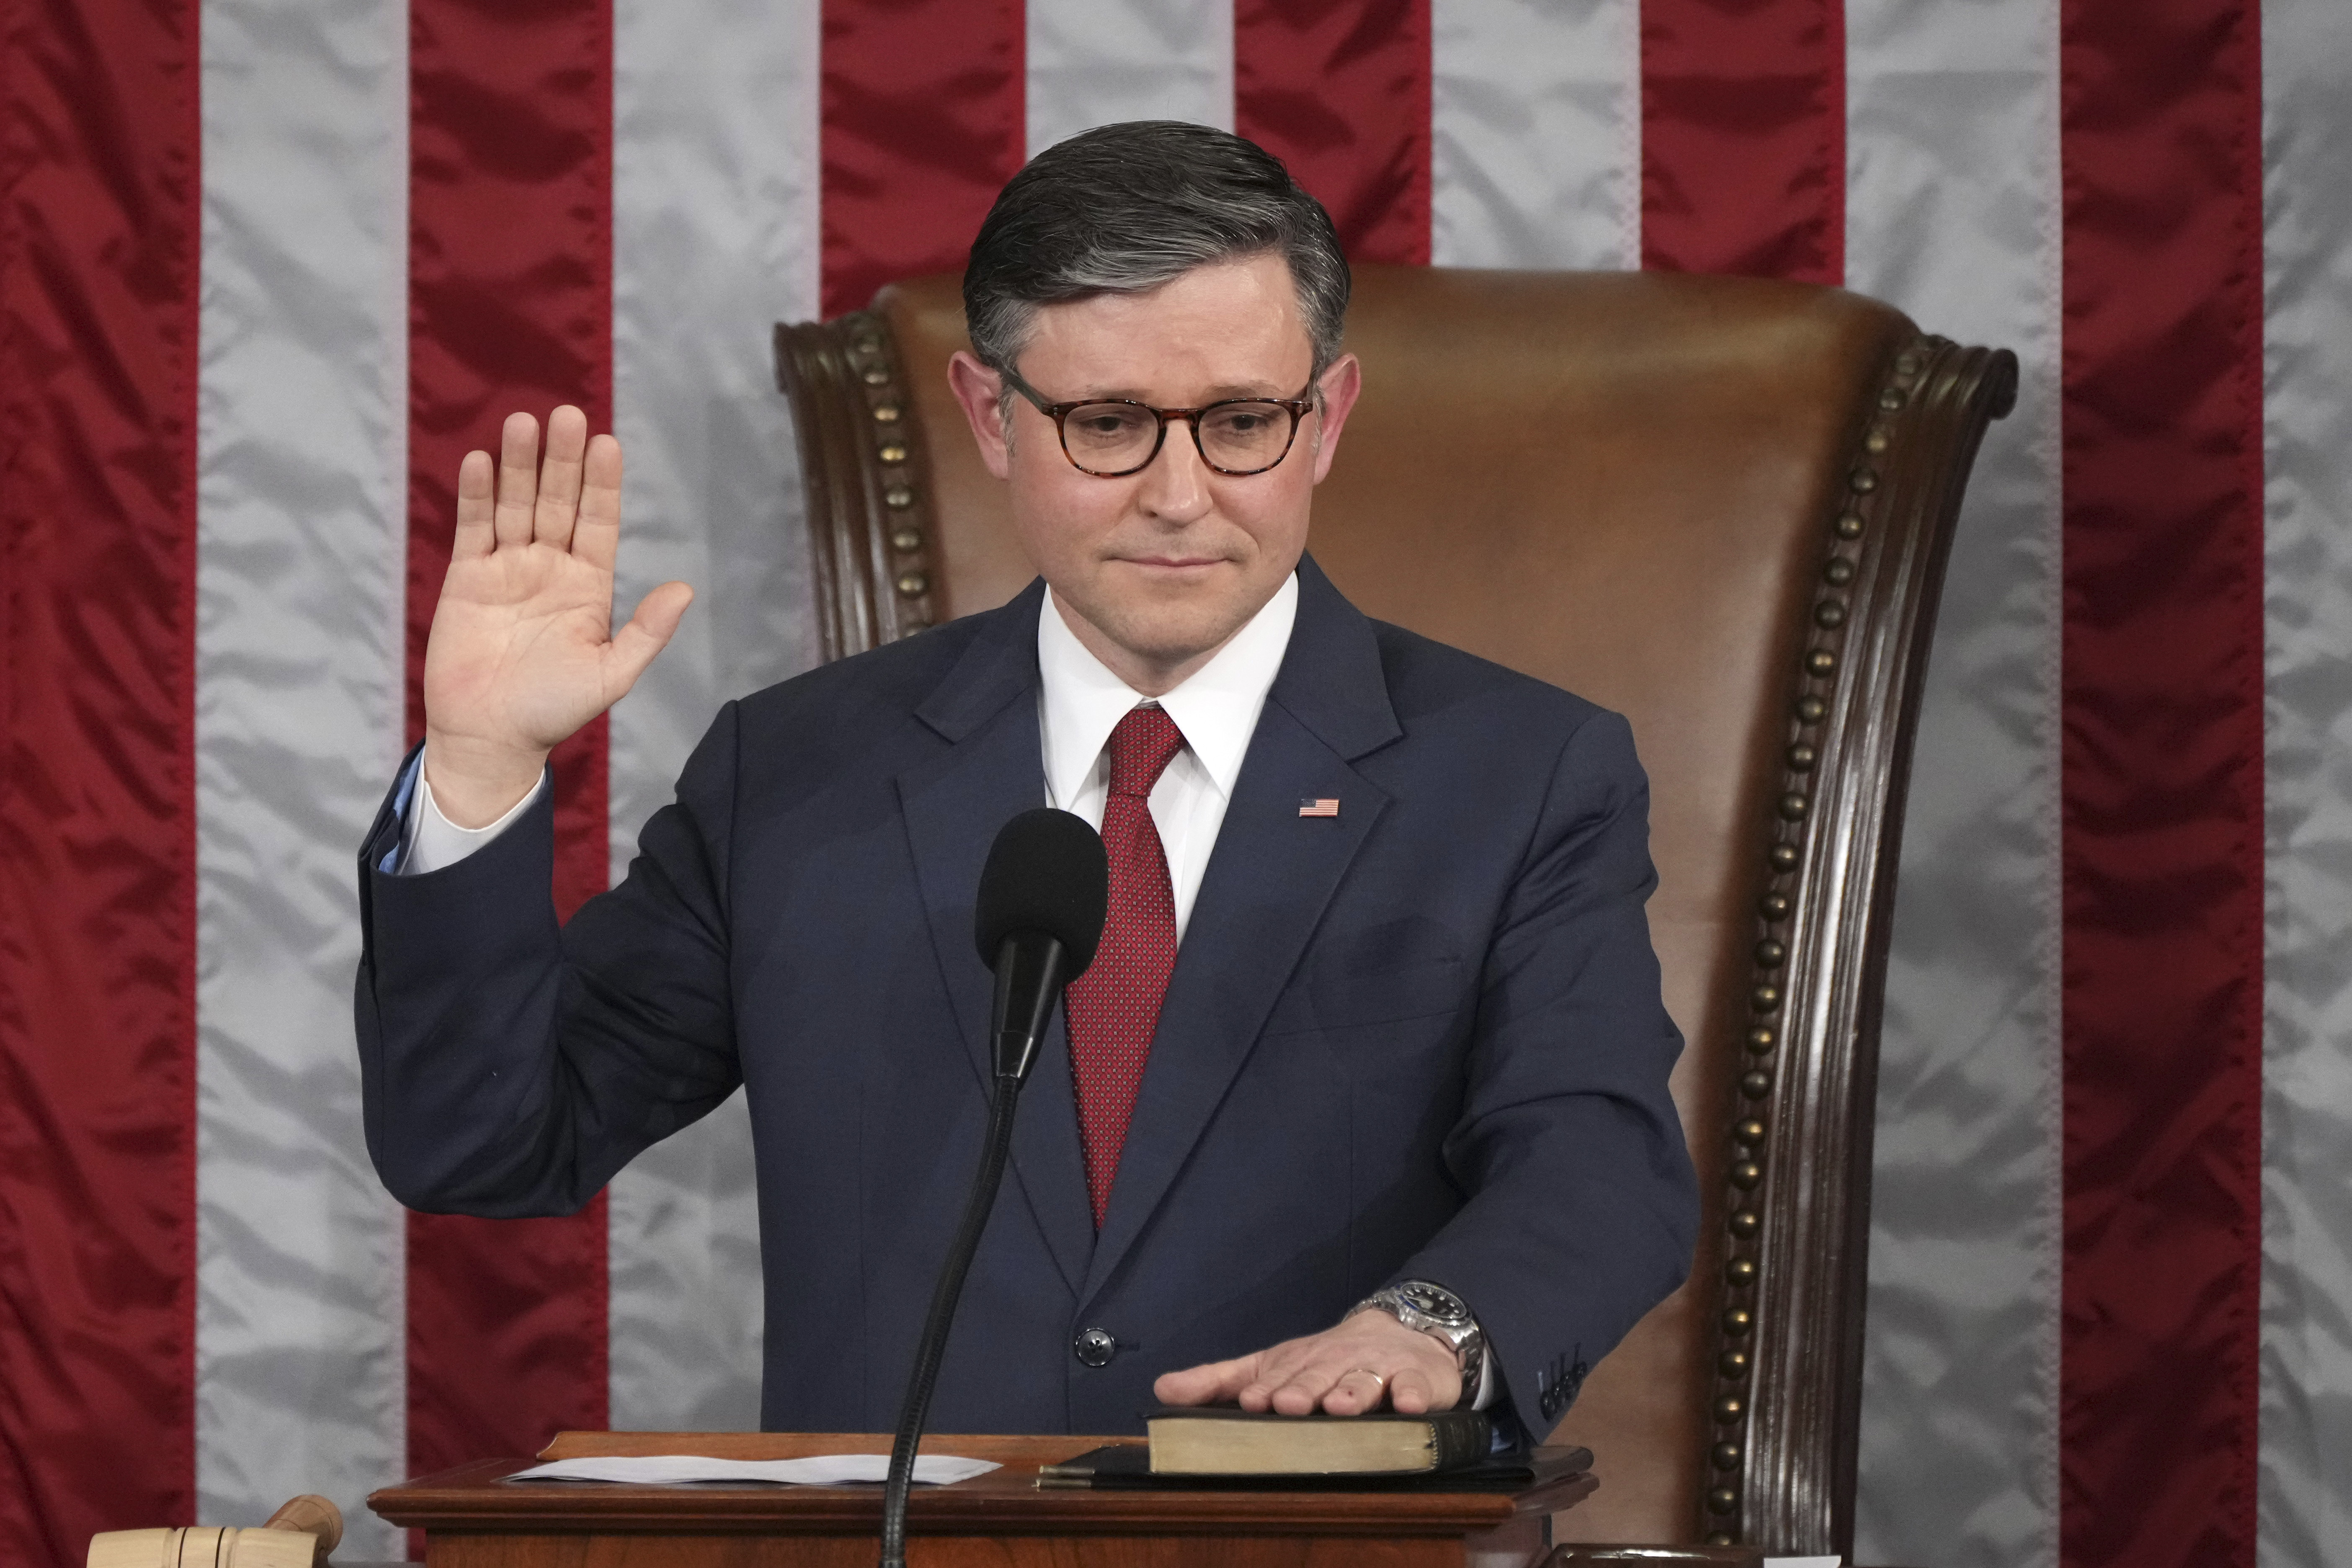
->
[2260,0,2352,1557]
[1430,0,1640,272]
[1842,2,2065,1564]
[1025,0,1235,159]
[194,0,410,1555]
[603,0,825,1432]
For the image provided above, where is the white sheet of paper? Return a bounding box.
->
[505,1454,1000,1486]
[1762,1558,1842,1568]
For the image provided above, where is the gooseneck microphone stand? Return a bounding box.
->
[878,943,1088,1565]
[875,1063,1027,1568]
[877,808,1103,1568]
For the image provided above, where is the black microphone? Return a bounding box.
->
[975,807,1109,1081]
[879,808,1106,1568]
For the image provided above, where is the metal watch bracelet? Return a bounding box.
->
[1349,1280,1485,1408]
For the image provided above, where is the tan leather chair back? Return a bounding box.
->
[777,266,2014,1555]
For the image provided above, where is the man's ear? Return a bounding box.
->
[947,351,1014,480]
[1308,353,1363,485]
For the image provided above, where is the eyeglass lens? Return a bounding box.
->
[1062,401,1296,475]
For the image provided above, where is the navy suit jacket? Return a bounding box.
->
[356,556,1697,1438]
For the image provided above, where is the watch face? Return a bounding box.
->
[1398,1282,1471,1328]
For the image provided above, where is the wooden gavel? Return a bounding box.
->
[87,1493,342,1568]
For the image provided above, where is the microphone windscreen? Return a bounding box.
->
[973,808,1109,978]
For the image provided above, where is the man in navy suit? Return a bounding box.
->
[358,121,1695,1440]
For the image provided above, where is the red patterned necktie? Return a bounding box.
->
[1065,705,1188,1227]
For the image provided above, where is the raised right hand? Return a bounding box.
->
[421,407,693,826]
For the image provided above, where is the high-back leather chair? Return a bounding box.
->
[776,266,2016,1560]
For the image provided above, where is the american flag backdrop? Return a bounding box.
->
[2,2,2345,1565]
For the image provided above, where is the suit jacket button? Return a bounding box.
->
[1073,1327,1117,1368]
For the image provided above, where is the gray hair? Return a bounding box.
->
[962,121,1351,384]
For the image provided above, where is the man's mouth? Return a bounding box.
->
[1118,554,1228,571]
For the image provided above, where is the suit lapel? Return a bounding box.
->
[1080,558,1402,1304]
[895,580,1096,1294]
[1011,1008,1095,1292]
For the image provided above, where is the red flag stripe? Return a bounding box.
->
[1233,0,1433,266]
[819,0,1026,321]
[0,0,201,1558]
[404,0,615,1484]
[1640,0,1846,284]
[2058,3,2266,1565]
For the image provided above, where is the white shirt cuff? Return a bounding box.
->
[397,758,547,875]
[1468,1344,1496,1411]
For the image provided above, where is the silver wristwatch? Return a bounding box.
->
[1349,1280,1485,1406]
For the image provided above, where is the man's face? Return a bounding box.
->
[948,253,1362,692]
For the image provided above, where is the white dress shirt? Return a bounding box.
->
[1036,573,1296,942]
[400,752,546,874]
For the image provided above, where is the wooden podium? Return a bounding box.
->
[368,1430,1605,1567]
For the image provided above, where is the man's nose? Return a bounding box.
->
[1136,422,1214,522]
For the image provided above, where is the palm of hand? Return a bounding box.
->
[427,539,631,755]
[419,407,692,825]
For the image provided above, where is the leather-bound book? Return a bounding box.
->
[1143,1406,1494,1475]
[1038,1427,1593,1494]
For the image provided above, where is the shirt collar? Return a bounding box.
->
[1037,572,1300,807]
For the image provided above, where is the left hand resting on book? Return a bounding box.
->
[1152,1309,1462,1416]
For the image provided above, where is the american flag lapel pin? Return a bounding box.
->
[1298,797,1340,818]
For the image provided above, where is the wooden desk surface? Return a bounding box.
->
[371,1431,1596,1539]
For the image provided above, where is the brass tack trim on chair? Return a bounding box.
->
[854,329,933,636]
[1698,329,2018,1553]
[774,308,945,657]
[1704,334,1906,1548]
